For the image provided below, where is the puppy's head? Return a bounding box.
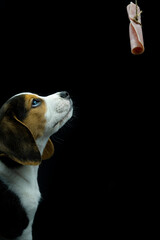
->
[0,91,73,165]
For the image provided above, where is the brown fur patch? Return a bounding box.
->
[23,95,47,139]
[42,139,54,160]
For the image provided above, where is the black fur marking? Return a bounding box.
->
[4,95,28,121]
[0,179,29,239]
[0,154,22,169]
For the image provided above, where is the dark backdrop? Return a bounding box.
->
[0,1,157,239]
[0,0,5,8]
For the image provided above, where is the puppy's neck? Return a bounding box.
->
[35,136,49,156]
[15,165,39,184]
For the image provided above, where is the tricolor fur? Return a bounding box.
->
[0,92,73,240]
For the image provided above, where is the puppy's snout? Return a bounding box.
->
[59,91,70,99]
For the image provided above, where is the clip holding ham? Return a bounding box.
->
[127,2,144,55]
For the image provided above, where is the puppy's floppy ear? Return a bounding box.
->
[42,138,54,160]
[0,114,42,165]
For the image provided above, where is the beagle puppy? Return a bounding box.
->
[0,91,73,240]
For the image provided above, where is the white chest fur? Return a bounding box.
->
[0,162,41,240]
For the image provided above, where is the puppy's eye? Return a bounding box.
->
[31,99,41,108]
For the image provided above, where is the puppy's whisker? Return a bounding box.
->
[51,135,64,144]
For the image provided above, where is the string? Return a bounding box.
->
[131,0,142,25]
[135,0,138,21]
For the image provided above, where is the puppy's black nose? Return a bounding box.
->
[60,91,70,99]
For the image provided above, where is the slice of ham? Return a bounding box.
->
[127,2,144,55]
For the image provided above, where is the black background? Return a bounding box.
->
[0,1,158,239]
[0,0,5,8]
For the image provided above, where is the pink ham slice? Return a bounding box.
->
[127,2,144,55]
